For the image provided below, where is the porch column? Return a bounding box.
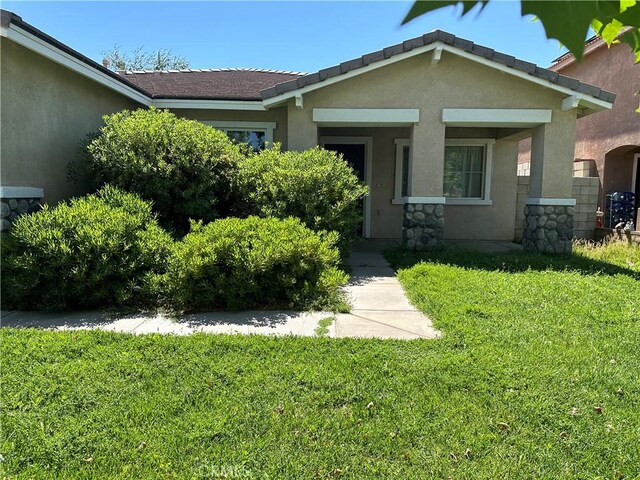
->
[402,121,446,250]
[523,112,577,254]
[287,100,318,151]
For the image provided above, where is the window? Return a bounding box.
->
[393,139,410,203]
[443,139,494,205]
[201,121,275,151]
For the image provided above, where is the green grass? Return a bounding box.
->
[315,316,335,337]
[2,241,639,479]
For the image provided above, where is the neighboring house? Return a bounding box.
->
[1,10,616,253]
[519,36,639,228]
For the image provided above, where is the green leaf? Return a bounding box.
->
[402,0,488,25]
[520,1,612,61]
[620,28,640,62]
[403,1,640,65]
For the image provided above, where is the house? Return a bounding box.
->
[1,10,616,253]
[519,36,639,231]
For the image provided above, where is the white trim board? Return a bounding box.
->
[2,24,150,105]
[393,138,410,203]
[525,197,576,206]
[151,99,266,111]
[404,196,446,204]
[632,154,639,195]
[320,136,373,238]
[0,186,44,198]
[262,41,613,112]
[442,109,552,127]
[313,108,419,126]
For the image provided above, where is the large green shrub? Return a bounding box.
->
[1,186,172,311]
[161,216,348,311]
[86,107,244,230]
[234,146,369,250]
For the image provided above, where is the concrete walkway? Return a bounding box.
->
[1,250,440,340]
[0,309,332,337]
[334,251,440,339]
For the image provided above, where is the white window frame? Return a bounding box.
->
[393,138,410,204]
[443,138,495,206]
[201,121,276,148]
[632,153,639,194]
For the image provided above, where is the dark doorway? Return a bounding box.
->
[324,143,366,182]
[323,142,367,236]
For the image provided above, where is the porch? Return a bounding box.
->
[311,108,575,253]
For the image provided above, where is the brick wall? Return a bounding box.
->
[515,176,600,240]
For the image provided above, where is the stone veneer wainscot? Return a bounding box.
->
[402,202,444,250]
[522,204,574,254]
[0,187,44,231]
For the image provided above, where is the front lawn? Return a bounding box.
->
[2,241,639,479]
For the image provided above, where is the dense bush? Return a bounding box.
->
[234,146,369,250]
[160,216,348,311]
[1,186,172,311]
[85,107,244,230]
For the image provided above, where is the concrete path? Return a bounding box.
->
[334,251,440,340]
[1,249,440,340]
[1,309,333,337]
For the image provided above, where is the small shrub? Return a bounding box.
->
[86,107,244,230]
[1,186,172,311]
[234,146,369,251]
[161,216,348,311]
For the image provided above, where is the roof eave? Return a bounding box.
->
[260,38,615,112]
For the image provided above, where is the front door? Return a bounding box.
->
[321,139,370,237]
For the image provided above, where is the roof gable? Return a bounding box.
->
[260,30,615,112]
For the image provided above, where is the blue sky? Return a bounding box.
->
[3,1,568,72]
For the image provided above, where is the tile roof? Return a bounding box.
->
[2,9,614,106]
[121,69,305,100]
[260,30,616,104]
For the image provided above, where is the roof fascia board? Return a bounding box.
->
[262,43,440,108]
[3,24,151,105]
[439,44,613,112]
[150,99,266,110]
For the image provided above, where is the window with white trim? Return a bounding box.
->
[393,139,410,203]
[201,121,275,151]
[443,139,494,205]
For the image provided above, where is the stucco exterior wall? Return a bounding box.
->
[1,40,142,204]
[444,138,519,240]
[519,42,639,205]
[286,52,576,239]
[558,43,639,163]
[174,107,289,148]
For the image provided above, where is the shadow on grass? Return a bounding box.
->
[384,245,640,280]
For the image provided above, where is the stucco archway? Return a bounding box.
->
[602,145,640,223]
[603,144,640,197]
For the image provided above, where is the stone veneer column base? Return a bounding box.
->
[402,203,444,250]
[1,198,42,232]
[522,204,574,254]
